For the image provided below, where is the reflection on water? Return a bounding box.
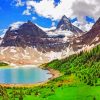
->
[0,67,52,84]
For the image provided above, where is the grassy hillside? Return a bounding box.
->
[45,45,100,86]
[0,45,100,100]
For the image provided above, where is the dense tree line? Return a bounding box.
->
[0,62,8,66]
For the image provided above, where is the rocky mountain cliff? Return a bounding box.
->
[71,17,100,51]
[0,16,99,65]
[1,21,48,47]
[47,15,84,38]
[56,15,83,34]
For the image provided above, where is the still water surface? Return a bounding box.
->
[0,67,52,84]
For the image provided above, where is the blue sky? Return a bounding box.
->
[0,0,59,30]
[0,0,97,35]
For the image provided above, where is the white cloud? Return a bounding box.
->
[22,3,32,15]
[71,0,100,21]
[24,0,75,20]
[73,21,94,32]
[23,0,100,21]
[32,16,37,20]
[23,9,31,15]
[14,0,100,25]
[13,0,24,7]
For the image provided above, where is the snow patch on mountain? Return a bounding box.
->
[94,37,99,42]
[73,21,94,32]
[0,34,5,38]
[35,24,56,31]
[0,29,7,39]
[10,49,16,53]
[0,47,9,55]
[10,22,25,30]
[84,23,94,31]
[47,29,74,37]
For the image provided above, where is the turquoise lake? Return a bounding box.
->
[0,67,52,84]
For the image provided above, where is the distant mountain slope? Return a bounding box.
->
[71,17,100,51]
[80,17,100,45]
[47,15,84,38]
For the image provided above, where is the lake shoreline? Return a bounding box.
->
[0,68,60,88]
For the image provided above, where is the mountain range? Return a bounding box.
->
[0,15,100,65]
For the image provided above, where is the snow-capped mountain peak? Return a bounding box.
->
[57,15,71,30]
[10,21,25,30]
[56,15,83,34]
[60,15,70,24]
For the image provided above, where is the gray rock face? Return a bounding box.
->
[1,21,48,47]
[0,21,69,52]
[1,16,97,65]
[71,17,100,51]
[57,15,83,34]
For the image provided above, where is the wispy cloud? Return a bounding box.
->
[23,9,31,15]
[71,0,99,21]
[23,0,75,20]
[32,16,37,20]
[12,0,24,7]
